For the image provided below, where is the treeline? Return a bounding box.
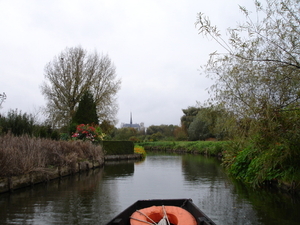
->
[109,106,228,142]
[109,124,183,142]
[0,109,60,140]
[0,106,227,142]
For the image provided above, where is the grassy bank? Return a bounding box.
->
[138,141,227,156]
[0,134,104,177]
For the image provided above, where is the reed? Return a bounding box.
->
[0,134,103,177]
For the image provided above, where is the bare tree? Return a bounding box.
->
[40,46,121,128]
[0,92,6,109]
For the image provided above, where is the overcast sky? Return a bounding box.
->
[0,0,254,128]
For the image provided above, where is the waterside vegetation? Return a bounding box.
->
[140,140,300,193]
[139,141,226,156]
[195,0,300,191]
[0,134,103,178]
[134,145,147,158]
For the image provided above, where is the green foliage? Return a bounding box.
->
[174,126,188,141]
[196,0,300,187]
[34,124,60,140]
[0,109,35,136]
[227,146,256,183]
[224,129,300,187]
[113,127,138,141]
[188,116,211,141]
[145,124,179,141]
[146,125,178,137]
[180,107,200,134]
[139,141,226,155]
[111,124,180,142]
[182,105,230,141]
[196,0,300,127]
[0,109,61,140]
[150,131,164,141]
[72,90,99,126]
[102,141,134,155]
[134,145,147,158]
[129,136,141,142]
[99,120,115,137]
[60,133,70,141]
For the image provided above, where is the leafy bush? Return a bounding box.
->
[225,136,300,187]
[134,145,146,158]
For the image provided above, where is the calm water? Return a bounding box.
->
[0,153,299,225]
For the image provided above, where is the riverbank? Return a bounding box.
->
[138,141,226,157]
[0,134,143,194]
[0,160,103,193]
[0,154,143,194]
[0,134,103,193]
[0,134,104,178]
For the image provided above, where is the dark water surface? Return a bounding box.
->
[0,153,299,224]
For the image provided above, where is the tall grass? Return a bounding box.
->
[0,134,103,177]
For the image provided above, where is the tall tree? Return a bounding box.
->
[187,106,213,141]
[196,0,300,121]
[72,90,99,125]
[180,107,201,134]
[40,46,121,128]
[187,104,231,140]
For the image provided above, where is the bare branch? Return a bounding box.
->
[40,47,121,127]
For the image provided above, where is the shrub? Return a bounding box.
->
[134,145,146,158]
[72,124,105,144]
[102,141,134,155]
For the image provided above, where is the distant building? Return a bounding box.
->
[121,113,144,131]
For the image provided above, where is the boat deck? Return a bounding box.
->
[106,198,216,225]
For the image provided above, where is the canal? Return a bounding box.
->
[0,153,299,224]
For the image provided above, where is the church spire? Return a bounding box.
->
[130,112,132,125]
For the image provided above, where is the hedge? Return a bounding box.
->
[102,141,134,155]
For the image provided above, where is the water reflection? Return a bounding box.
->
[0,169,106,224]
[0,154,299,225]
[104,161,135,177]
[231,179,300,225]
[181,154,260,224]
